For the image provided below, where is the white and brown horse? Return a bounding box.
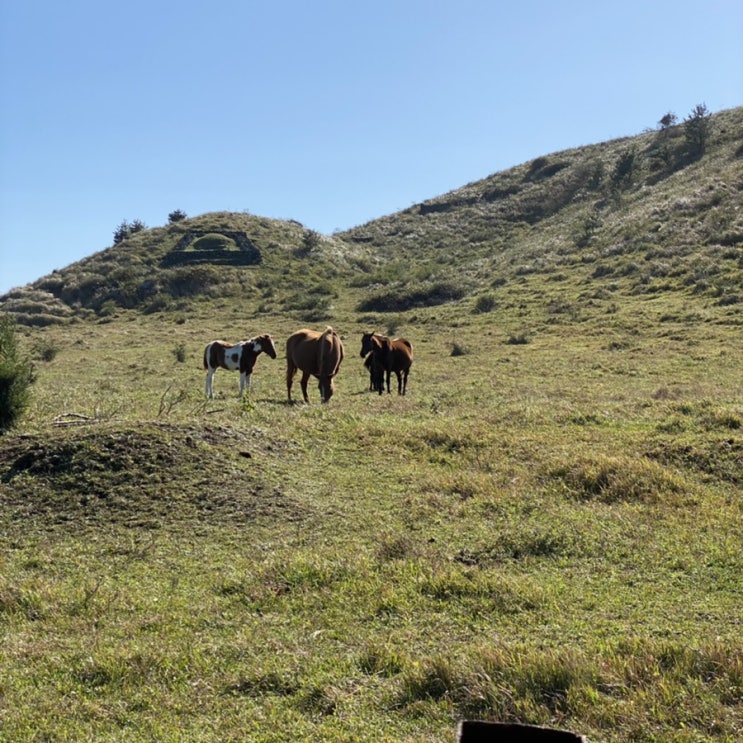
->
[360,332,413,395]
[203,334,277,398]
[286,327,344,403]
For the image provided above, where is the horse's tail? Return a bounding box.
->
[203,342,210,370]
[318,327,333,375]
[334,329,344,366]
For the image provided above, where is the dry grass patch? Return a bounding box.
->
[398,645,599,723]
[646,435,743,485]
[547,452,688,505]
[397,639,743,739]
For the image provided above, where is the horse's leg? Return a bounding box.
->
[286,362,297,402]
[300,371,311,403]
[206,369,214,399]
[385,369,391,394]
[369,355,380,394]
[395,369,403,395]
[370,356,382,394]
[402,368,409,395]
[239,372,251,398]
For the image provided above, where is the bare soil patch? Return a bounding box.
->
[0,422,303,531]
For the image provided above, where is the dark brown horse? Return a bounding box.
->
[360,332,413,395]
[363,352,384,393]
[286,327,344,403]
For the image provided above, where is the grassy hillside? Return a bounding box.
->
[340,106,742,326]
[0,108,741,742]
[0,212,370,326]
[3,108,742,329]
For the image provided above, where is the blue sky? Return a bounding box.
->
[1,0,741,295]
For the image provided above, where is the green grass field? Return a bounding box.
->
[2,299,741,741]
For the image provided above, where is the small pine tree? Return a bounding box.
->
[610,148,636,192]
[168,209,187,224]
[0,315,33,433]
[113,218,147,245]
[113,220,131,245]
[295,229,321,257]
[683,103,711,159]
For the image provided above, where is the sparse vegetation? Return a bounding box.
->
[33,338,58,362]
[449,340,467,356]
[357,281,466,312]
[295,228,322,258]
[473,294,497,313]
[173,342,187,362]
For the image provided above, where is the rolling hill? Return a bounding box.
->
[2,106,741,329]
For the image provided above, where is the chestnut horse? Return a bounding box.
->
[360,332,413,395]
[286,327,344,403]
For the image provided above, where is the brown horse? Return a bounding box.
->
[286,327,344,403]
[360,332,413,395]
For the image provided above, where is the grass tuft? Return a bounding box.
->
[358,643,406,677]
[548,454,686,504]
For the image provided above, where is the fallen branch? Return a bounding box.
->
[53,413,100,427]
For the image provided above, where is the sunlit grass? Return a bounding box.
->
[2,311,740,740]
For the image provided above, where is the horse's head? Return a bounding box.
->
[360,332,377,357]
[318,375,335,403]
[255,334,277,359]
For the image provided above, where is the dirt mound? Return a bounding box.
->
[0,422,302,531]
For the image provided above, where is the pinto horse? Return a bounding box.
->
[360,332,413,395]
[203,334,277,398]
[286,327,344,403]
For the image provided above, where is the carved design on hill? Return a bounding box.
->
[161,230,262,267]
